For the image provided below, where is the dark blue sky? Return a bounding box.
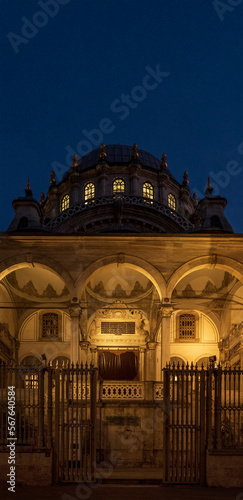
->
[1,0,242,232]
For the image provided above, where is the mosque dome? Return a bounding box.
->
[7,144,233,234]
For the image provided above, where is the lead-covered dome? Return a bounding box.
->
[7,144,233,234]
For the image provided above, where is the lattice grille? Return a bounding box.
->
[179,314,195,339]
[101,322,135,335]
[42,313,58,338]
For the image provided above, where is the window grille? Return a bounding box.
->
[143,182,154,200]
[84,182,95,201]
[61,194,69,211]
[113,178,125,194]
[179,314,195,339]
[168,193,176,210]
[25,373,38,389]
[42,313,59,338]
[101,322,135,335]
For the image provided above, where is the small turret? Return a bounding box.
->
[7,180,43,232]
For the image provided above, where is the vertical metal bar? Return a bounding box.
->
[90,366,97,481]
[206,366,213,450]
[238,368,241,446]
[61,367,65,480]
[70,364,74,481]
[185,363,189,483]
[215,367,222,450]
[38,367,45,447]
[54,366,60,483]
[181,366,184,482]
[163,368,170,483]
[194,366,199,483]
[233,367,236,447]
[47,365,53,448]
[80,363,83,480]
[75,363,79,482]
[200,368,206,486]
[171,364,175,482]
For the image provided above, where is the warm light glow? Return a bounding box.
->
[168,193,176,210]
[143,182,154,200]
[84,182,95,202]
[113,178,125,194]
[61,194,69,211]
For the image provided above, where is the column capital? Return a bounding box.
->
[90,346,98,353]
[80,341,90,350]
[139,345,147,353]
[147,341,157,350]
[69,299,83,317]
[160,304,174,318]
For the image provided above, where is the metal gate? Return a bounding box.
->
[53,363,97,483]
[163,364,206,485]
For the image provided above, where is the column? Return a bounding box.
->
[160,305,173,369]
[139,346,146,381]
[146,342,157,380]
[90,346,98,367]
[69,301,81,364]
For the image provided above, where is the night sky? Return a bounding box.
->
[1,0,242,232]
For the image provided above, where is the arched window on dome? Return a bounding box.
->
[61,194,69,211]
[113,178,125,194]
[143,182,154,201]
[84,182,95,203]
[168,193,176,210]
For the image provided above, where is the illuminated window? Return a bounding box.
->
[42,313,59,338]
[113,178,125,194]
[179,314,195,340]
[168,193,176,210]
[61,194,69,211]
[143,182,154,200]
[25,373,38,389]
[84,182,95,202]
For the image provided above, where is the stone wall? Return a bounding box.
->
[207,450,243,487]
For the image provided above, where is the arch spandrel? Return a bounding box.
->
[75,254,167,300]
[167,255,243,299]
[0,254,75,297]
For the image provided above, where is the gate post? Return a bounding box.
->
[206,366,213,450]
[163,366,170,483]
[200,368,206,486]
[90,366,97,479]
[37,367,45,447]
[54,367,60,483]
[46,365,53,448]
[214,366,222,450]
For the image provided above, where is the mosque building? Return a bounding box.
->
[0,143,242,486]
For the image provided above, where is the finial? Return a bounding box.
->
[99,143,107,160]
[50,170,56,186]
[40,192,45,206]
[192,192,198,207]
[131,143,139,159]
[183,171,189,186]
[71,154,78,168]
[25,179,32,196]
[205,177,214,195]
[160,153,167,169]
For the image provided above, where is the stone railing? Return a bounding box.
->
[101,381,144,400]
[46,195,193,231]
